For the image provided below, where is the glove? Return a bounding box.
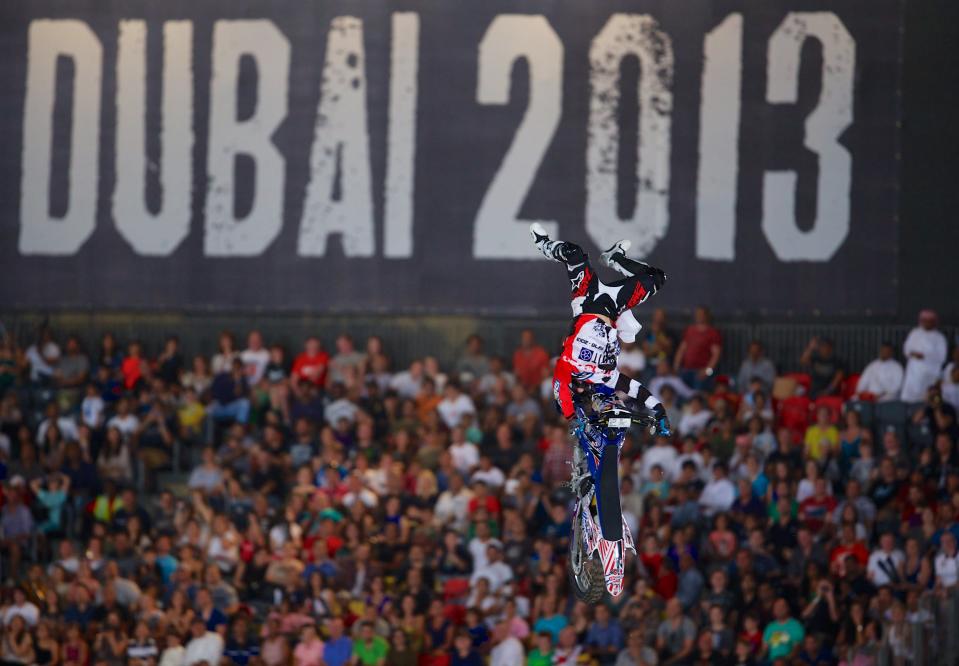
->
[652,403,670,437]
[656,415,672,438]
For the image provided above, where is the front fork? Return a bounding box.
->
[570,430,635,596]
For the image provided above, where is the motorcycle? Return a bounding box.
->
[568,392,655,602]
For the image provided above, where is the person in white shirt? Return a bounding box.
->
[470,543,513,593]
[389,360,424,399]
[434,474,473,531]
[490,621,525,666]
[184,618,224,665]
[240,330,270,385]
[934,532,959,590]
[24,329,60,383]
[618,341,647,376]
[678,395,713,438]
[36,403,80,444]
[867,532,905,586]
[158,631,186,666]
[468,524,496,571]
[80,384,105,428]
[638,436,679,482]
[649,359,694,402]
[941,346,959,410]
[699,463,735,517]
[437,382,476,429]
[471,457,505,489]
[106,398,140,439]
[449,428,480,474]
[324,385,359,425]
[3,588,39,627]
[856,343,904,402]
[901,310,948,402]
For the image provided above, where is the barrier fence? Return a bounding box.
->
[2,313,957,383]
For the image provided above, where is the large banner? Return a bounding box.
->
[0,0,901,315]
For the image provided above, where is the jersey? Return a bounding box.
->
[553,314,621,418]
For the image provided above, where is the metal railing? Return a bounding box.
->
[2,312,956,377]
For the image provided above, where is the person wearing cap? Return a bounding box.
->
[901,309,948,402]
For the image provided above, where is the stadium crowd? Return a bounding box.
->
[0,306,956,666]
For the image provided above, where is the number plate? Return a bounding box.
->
[606,417,631,429]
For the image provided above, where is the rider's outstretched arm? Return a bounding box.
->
[611,371,671,436]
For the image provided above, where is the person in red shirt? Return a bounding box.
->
[467,479,502,516]
[292,337,329,392]
[829,524,869,576]
[512,329,550,392]
[121,341,147,390]
[799,478,838,533]
[674,306,722,390]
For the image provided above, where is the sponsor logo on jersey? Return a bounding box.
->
[578,348,594,362]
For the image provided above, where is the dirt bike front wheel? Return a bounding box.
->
[569,509,606,604]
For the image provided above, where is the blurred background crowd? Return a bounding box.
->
[0,307,957,666]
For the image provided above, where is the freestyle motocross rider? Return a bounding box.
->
[529,223,672,437]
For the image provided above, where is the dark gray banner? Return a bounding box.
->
[0,0,902,315]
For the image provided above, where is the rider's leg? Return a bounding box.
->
[530,224,598,311]
[605,252,667,294]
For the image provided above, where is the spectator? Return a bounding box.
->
[699,463,735,518]
[804,406,839,463]
[901,309,948,402]
[1,478,34,575]
[800,337,845,398]
[640,435,679,482]
[855,342,904,401]
[456,334,491,383]
[55,335,90,397]
[24,327,60,385]
[489,621,524,666]
[390,359,424,399]
[211,331,240,375]
[867,532,905,586]
[240,330,270,386]
[762,598,804,661]
[585,604,624,665]
[208,358,251,425]
[941,345,959,410]
[352,621,389,666]
[935,531,959,590]
[293,623,324,666]
[674,307,722,390]
[737,340,776,394]
[323,617,352,666]
[678,394,713,438]
[329,334,365,388]
[437,381,476,429]
[615,628,657,666]
[292,336,329,391]
[656,598,695,665]
[157,335,185,385]
[512,329,550,391]
[184,617,224,665]
[649,360,694,402]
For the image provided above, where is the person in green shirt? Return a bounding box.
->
[527,632,553,666]
[352,622,388,666]
[762,598,805,661]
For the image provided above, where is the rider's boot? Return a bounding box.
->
[530,223,574,262]
[600,240,632,275]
